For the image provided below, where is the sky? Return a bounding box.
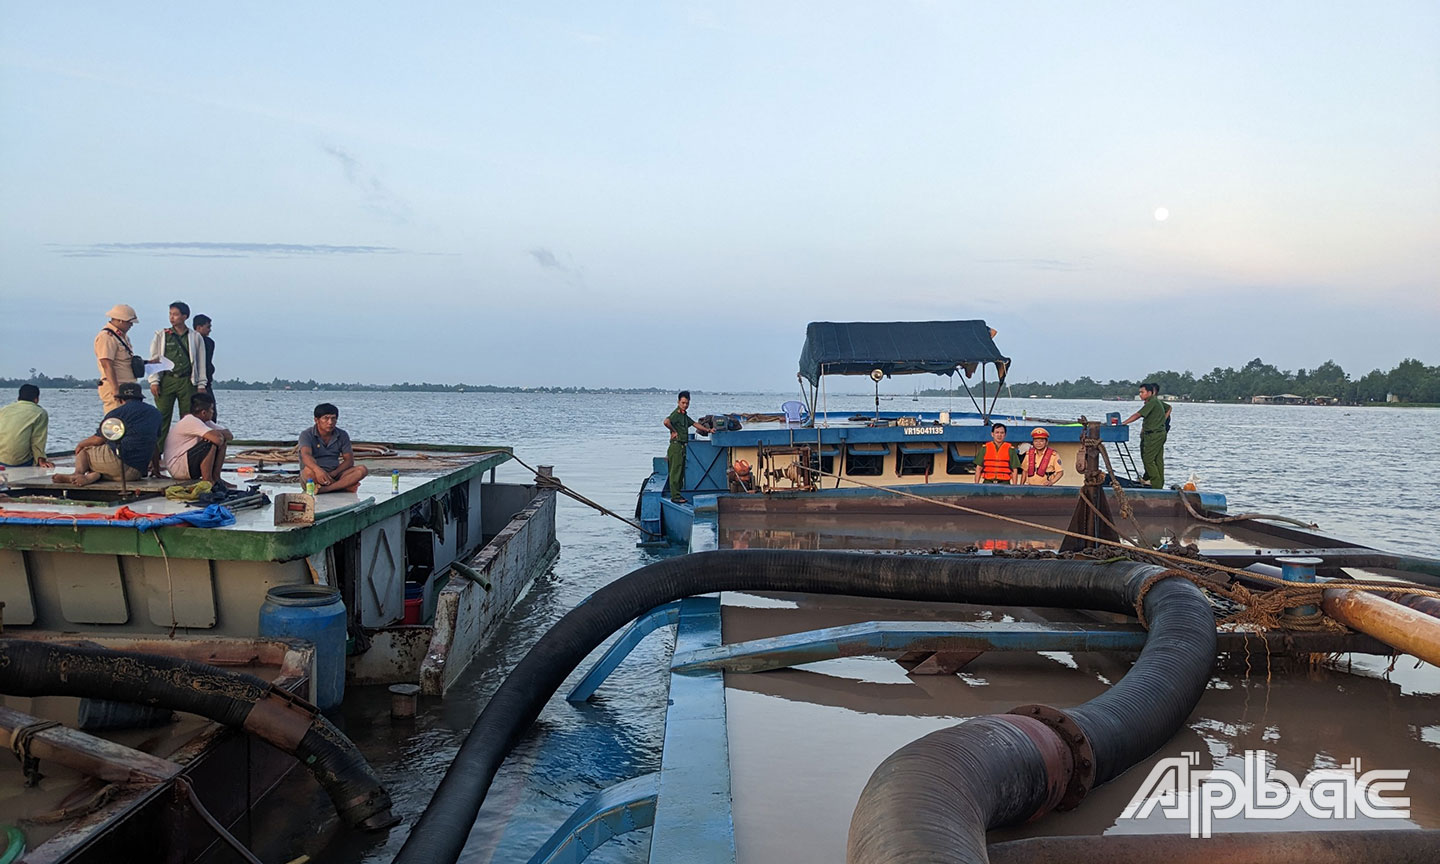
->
[1,2,1437,391]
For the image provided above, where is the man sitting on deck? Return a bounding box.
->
[0,385,53,468]
[162,392,233,486]
[299,402,369,493]
[1019,427,1064,486]
[53,382,161,486]
[974,422,1020,485]
[663,390,714,503]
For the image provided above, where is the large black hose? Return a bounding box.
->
[848,561,1216,863]
[393,549,1212,864]
[0,638,397,831]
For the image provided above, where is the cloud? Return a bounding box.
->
[48,242,405,258]
[976,257,1090,272]
[321,143,413,224]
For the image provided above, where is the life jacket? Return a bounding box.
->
[1025,446,1055,479]
[979,441,1014,481]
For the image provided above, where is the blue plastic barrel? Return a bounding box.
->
[258,584,347,711]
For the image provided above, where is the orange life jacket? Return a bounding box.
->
[979,441,1014,481]
[1025,446,1055,479]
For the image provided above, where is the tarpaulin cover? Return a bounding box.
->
[0,504,236,530]
[798,320,1009,385]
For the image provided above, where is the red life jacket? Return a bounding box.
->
[979,441,1014,481]
[1025,446,1055,479]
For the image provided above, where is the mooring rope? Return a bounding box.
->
[506,454,663,539]
[791,463,1440,621]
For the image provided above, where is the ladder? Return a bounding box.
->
[1110,442,1140,482]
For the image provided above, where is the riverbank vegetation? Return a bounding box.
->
[923,358,1439,404]
[0,370,677,395]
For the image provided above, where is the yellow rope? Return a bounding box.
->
[795,464,1440,604]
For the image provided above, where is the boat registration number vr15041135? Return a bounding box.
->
[902,426,944,435]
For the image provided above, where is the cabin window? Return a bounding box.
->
[818,445,840,477]
[946,442,976,475]
[845,443,887,476]
[897,442,942,477]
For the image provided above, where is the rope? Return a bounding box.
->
[23,783,121,824]
[506,454,663,539]
[795,464,1440,617]
[1177,488,1320,530]
[234,443,400,462]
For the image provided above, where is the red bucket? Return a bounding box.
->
[403,597,423,625]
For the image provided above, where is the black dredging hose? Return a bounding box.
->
[847,562,1217,864]
[392,549,1214,864]
[0,638,397,831]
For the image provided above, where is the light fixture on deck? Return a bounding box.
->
[100,417,128,498]
[870,368,884,420]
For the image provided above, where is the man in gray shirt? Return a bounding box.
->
[298,402,369,493]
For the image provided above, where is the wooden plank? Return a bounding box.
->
[0,706,180,784]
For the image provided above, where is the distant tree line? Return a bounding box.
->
[0,369,681,395]
[922,357,1439,404]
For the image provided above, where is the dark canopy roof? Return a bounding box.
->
[797,320,1009,386]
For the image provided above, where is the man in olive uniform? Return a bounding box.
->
[147,301,210,472]
[663,391,714,503]
[1123,382,1172,489]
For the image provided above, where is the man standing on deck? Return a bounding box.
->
[148,301,210,472]
[664,391,714,503]
[299,403,369,493]
[194,314,217,416]
[0,385,53,467]
[94,304,141,413]
[1019,427,1064,486]
[975,422,1020,484]
[1123,382,1171,489]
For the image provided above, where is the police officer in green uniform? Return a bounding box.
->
[664,391,714,503]
[1123,382,1172,489]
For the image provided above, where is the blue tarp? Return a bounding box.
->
[797,320,1009,386]
[0,504,236,530]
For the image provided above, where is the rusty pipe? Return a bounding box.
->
[1393,592,1440,620]
[987,829,1440,863]
[1322,587,1440,668]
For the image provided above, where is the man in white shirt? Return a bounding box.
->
[162,392,232,485]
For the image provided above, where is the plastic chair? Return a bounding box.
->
[781,400,806,428]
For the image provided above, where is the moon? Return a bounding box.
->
[1154,207,1170,222]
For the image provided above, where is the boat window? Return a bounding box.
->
[946,442,976,475]
[845,443,887,477]
[818,444,840,477]
[898,451,934,476]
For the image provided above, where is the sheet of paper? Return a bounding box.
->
[144,357,175,377]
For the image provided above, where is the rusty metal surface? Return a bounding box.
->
[242,690,318,752]
[1323,587,1440,668]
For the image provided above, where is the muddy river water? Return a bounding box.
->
[27,390,1440,861]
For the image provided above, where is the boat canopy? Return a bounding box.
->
[797,320,1009,386]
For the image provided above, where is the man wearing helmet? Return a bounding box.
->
[1019,427,1064,486]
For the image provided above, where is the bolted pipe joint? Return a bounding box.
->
[1006,704,1095,811]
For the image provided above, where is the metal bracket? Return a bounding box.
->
[523,773,659,864]
[567,602,681,702]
